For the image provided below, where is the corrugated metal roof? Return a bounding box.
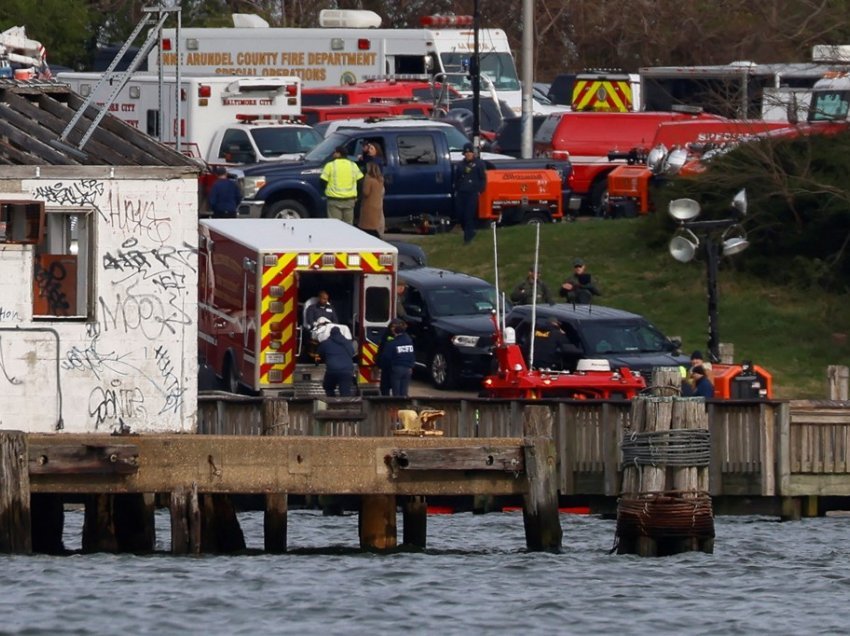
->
[0,79,199,167]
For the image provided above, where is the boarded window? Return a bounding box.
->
[32,209,93,319]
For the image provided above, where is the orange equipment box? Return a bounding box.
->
[712,363,773,399]
[478,169,563,224]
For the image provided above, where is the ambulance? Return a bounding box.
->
[57,72,318,166]
[146,10,531,114]
[198,218,398,396]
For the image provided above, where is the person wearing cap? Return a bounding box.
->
[207,165,241,218]
[320,145,364,224]
[396,280,409,321]
[317,326,356,397]
[377,318,416,397]
[560,258,601,305]
[510,265,553,305]
[452,142,487,245]
[688,350,714,386]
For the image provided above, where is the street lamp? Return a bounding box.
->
[668,189,749,363]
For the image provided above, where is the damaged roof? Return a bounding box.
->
[0,79,199,167]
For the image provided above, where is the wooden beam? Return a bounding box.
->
[29,443,139,475]
[0,116,74,165]
[521,406,563,552]
[389,446,524,471]
[27,434,528,497]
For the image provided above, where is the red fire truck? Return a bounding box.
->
[199,218,398,395]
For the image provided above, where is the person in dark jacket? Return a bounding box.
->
[531,317,581,370]
[559,258,602,305]
[378,318,416,397]
[208,166,242,218]
[317,326,356,397]
[453,143,487,245]
[305,290,339,328]
[684,365,715,399]
[510,266,554,305]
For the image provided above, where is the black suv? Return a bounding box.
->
[505,304,690,381]
[398,267,502,389]
[489,115,548,158]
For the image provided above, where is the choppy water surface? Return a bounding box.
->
[2,510,848,635]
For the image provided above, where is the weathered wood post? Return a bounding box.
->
[617,396,714,557]
[359,495,397,550]
[31,494,65,554]
[170,484,201,555]
[401,496,427,548]
[200,494,246,553]
[83,494,155,553]
[0,431,31,554]
[521,405,562,552]
[828,365,849,400]
[262,398,289,553]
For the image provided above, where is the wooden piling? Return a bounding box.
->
[636,398,673,556]
[0,431,31,554]
[83,494,155,553]
[402,496,427,548]
[201,494,246,553]
[359,495,397,550]
[170,484,202,555]
[30,494,64,554]
[262,398,289,553]
[617,396,714,556]
[521,405,563,552]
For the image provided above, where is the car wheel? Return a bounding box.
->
[429,348,457,390]
[264,199,308,219]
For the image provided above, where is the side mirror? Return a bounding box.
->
[406,304,423,317]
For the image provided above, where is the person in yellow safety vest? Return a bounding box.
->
[320,145,364,224]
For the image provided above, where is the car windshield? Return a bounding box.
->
[251,127,322,159]
[426,286,496,317]
[580,320,673,355]
[304,132,351,162]
[440,52,520,92]
[809,90,850,122]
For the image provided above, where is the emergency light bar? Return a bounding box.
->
[419,15,474,28]
[235,114,305,123]
[226,77,300,95]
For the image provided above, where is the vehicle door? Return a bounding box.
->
[215,128,258,164]
[359,272,393,369]
[398,284,431,366]
[383,133,453,220]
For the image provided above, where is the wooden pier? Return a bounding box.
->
[0,405,562,555]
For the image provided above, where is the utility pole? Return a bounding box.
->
[472,0,481,152]
[521,0,534,158]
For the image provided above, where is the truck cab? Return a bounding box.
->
[207,118,322,164]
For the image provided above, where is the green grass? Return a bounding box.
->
[405,219,850,399]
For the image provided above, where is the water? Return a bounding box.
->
[2,510,848,635]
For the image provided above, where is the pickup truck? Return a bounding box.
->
[233,120,572,229]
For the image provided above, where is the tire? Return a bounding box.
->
[429,348,458,390]
[264,199,308,219]
[590,180,609,218]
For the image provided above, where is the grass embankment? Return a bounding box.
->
[407,219,849,399]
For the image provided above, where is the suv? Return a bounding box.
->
[398,267,502,389]
[505,304,689,381]
[489,114,547,158]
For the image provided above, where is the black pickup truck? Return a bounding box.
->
[232,120,572,229]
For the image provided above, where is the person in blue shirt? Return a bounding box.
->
[378,318,416,397]
[208,166,242,218]
[317,326,356,397]
[687,365,715,398]
[453,143,487,245]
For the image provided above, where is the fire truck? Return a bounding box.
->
[198,218,398,396]
[146,10,533,114]
[57,72,314,166]
[571,71,640,113]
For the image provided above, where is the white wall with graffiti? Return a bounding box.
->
[0,167,199,434]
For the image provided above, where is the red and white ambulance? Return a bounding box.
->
[198,218,398,396]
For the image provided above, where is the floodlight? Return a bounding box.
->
[731,189,747,216]
[663,147,688,175]
[721,224,750,256]
[668,228,699,263]
[668,197,701,222]
[647,144,668,173]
